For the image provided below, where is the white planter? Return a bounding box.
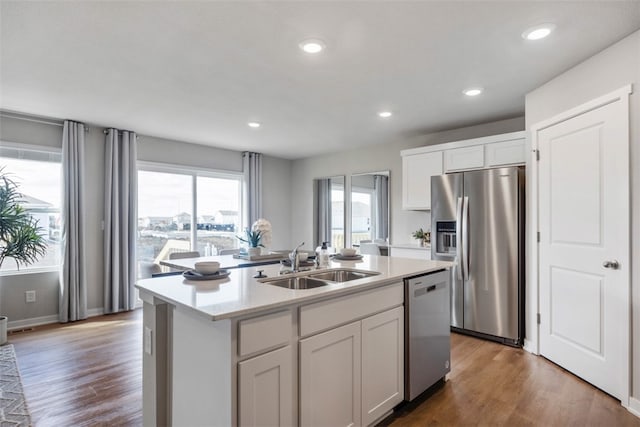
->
[0,316,7,345]
[248,247,261,257]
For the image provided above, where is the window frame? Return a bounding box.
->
[136,160,244,253]
[0,140,63,276]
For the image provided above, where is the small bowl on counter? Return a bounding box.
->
[340,248,357,257]
[194,261,220,275]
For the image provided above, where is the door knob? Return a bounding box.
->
[603,260,620,270]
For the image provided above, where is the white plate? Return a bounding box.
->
[182,269,230,281]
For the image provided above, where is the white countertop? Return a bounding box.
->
[389,243,431,250]
[136,255,451,321]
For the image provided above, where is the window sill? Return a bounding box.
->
[0,267,61,277]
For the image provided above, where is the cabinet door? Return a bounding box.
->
[444,145,484,172]
[402,151,443,210]
[362,306,404,426]
[300,322,361,427]
[238,346,293,427]
[485,138,526,166]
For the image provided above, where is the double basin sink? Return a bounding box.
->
[261,268,380,290]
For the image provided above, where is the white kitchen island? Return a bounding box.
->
[136,255,451,427]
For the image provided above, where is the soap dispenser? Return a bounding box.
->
[318,241,330,268]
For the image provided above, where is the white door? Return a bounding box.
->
[362,306,404,426]
[537,90,630,402]
[238,346,293,426]
[300,321,361,427]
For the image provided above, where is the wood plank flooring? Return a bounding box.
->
[8,309,640,426]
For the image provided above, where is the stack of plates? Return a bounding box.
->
[182,269,230,281]
[333,254,363,261]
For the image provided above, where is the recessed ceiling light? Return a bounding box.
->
[248,122,261,128]
[299,39,325,54]
[522,24,556,41]
[463,88,483,97]
[378,111,392,118]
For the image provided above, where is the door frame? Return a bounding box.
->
[528,84,632,406]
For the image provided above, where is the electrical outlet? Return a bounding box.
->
[25,290,36,303]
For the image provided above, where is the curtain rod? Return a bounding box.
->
[0,112,90,132]
[103,129,139,139]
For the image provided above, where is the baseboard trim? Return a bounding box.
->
[8,307,109,331]
[523,338,538,355]
[627,397,640,418]
[7,314,59,330]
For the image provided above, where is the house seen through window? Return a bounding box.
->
[0,145,62,273]
[137,166,242,277]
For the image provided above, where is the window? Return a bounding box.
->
[0,144,62,274]
[331,183,345,249]
[351,189,373,245]
[137,164,242,277]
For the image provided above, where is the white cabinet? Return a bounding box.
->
[401,131,526,210]
[444,145,484,172]
[300,321,362,427]
[485,138,526,167]
[389,246,431,259]
[402,151,443,210]
[238,346,294,426]
[362,306,404,426]
[300,301,404,427]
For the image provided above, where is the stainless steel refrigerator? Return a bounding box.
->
[431,166,525,346]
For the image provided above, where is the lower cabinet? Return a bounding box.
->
[238,345,293,426]
[300,321,362,427]
[300,306,404,427]
[362,306,404,426]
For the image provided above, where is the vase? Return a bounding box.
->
[248,247,261,258]
[418,239,425,247]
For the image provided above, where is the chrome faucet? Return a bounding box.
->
[289,242,305,273]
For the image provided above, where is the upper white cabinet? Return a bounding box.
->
[444,145,484,172]
[485,138,527,167]
[402,151,443,210]
[401,131,527,210]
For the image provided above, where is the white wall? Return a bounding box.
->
[290,116,525,249]
[525,30,640,399]
[0,115,292,325]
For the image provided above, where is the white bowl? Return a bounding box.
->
[340,248,357,256]
[194,261,220,275]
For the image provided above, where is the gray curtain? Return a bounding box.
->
[315,179,332,247]
[374,175,389,241]
[104,128,138,313]
[59,120,87,323]
[243,152,262,227]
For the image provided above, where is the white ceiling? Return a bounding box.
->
[1,1,639,159]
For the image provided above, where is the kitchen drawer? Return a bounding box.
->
[444,145,484,172]
[238,309,292,357]
[299,283,403,337]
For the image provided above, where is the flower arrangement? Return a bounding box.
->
[251,218,272,248]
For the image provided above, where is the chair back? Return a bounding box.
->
[359,243,381,255]
[168,251,200,260]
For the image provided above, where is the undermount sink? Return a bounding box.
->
[261,268,380,290]
[262,276,330,290]
[307,269,380,283]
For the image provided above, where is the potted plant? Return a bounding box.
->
[412,228,427,247]
[0,169,47,345]
[237,228,264,257]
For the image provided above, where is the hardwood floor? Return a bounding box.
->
[10,310,143,427]
[9,309,640,426]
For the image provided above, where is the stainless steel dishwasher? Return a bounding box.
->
[404,269,451,401]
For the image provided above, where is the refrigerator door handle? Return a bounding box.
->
[462,196,470,281]
[456,197,463,281]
